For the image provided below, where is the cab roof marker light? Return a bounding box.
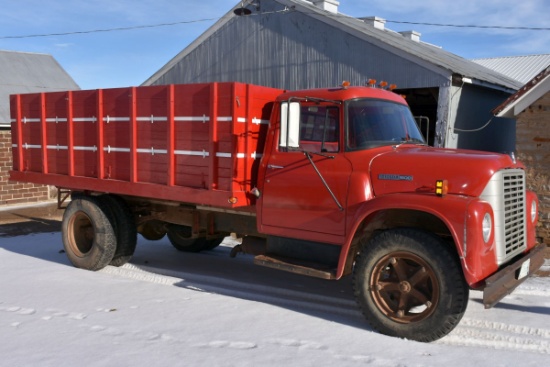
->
[367,79,377,87]
[379,81,388,89]
[341,80,350,89]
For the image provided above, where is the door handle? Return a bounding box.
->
[267,164,285,169]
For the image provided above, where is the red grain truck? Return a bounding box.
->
[9,81,545,342]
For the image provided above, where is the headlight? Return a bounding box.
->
[482,213,492,243]
[531,200,537,223]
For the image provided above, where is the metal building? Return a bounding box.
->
[0,50,79,206]
[143,0,522,152]
[473,54,550,85]
[0,50,80,129]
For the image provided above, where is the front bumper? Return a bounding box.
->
[482,243,546,308]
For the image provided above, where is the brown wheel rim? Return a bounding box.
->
[370,251,439,324]
[67,211,95,257]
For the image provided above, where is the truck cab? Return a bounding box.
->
[251,83,543,341]
[259,85,425,240]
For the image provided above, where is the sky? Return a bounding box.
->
[0,0,548,90]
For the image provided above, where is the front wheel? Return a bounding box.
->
[353,228,469,342]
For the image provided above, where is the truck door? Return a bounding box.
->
[261,103,351,238]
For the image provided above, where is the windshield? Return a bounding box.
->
[347,99,425,150]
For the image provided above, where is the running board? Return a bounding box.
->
[254,255,336,280]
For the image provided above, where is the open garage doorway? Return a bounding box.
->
[394,87,439,146]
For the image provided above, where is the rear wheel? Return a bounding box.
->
[167,225,221,252]
[353,228,469,342]
[62,196,117,270]
[100,195,137,267]
[203,238,222,251]
[139,220,167,241]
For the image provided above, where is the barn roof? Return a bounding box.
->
[0,50,79,128]
[472,54,550,84]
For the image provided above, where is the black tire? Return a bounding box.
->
[203,238,222,251]
[62,196,117,270]
[166,224,221,252]
[139,220,167,241]
[353,228,469,342]
[100,195,137,267]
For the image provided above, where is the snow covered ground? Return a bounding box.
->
[1,230,549,366]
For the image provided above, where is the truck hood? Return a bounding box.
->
[369,145,521,197]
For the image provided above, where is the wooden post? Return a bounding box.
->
[167,85,175,187]
[96,89,105,179]
[40,93,49,174]
[129,87,138,183]
[209,83,218,190]
[66,91,75,177]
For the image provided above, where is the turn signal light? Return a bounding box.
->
[228,197,238,204]
[435,180,448,197]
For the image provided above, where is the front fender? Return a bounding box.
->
[337,193,497,286]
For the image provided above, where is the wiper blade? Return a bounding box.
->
[393,137,427,146]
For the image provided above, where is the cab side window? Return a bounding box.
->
[299,106,339,153]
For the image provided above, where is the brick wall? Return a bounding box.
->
[0,130,50,206]
[516,92,550,245]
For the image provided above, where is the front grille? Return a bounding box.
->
[480,169,527,265]
[502,171,526,257]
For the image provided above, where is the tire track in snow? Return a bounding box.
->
[512,283,550,297]
[439,318,550,354]
[439,278,550,353]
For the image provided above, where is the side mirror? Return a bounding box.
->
[280,102,300,148]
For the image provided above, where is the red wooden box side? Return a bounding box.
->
[10,82,283,208]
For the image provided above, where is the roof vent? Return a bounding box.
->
[311,0,339,14]
[360,16,386,30]
[399,30,421,42]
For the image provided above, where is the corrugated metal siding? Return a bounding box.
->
[150,8,448,91]
[472,54,550,85]
[145,0,521,92]
[0,51,80,128]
